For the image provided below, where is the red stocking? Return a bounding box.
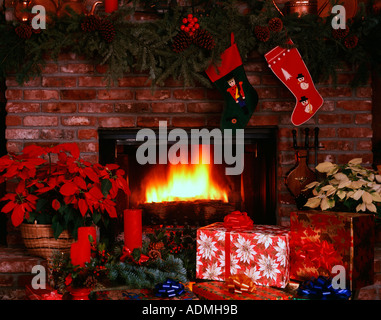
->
[264,44,324,126]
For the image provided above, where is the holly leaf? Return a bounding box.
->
[131,248,141,262]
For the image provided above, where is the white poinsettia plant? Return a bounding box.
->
[303,158,381,216]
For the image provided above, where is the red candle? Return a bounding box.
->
[70,241,91,267]
[78,226,97,246]
[104,0,118,13]
[124,209,142,251]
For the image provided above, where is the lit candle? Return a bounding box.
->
[124,209,142,251]
[104,0,118,13]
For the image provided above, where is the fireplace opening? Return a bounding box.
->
[99,127,278,229]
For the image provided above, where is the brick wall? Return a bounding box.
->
[4,52,373,225]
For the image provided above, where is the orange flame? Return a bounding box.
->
[145,163,228,203]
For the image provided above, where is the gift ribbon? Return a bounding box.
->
[225,274,256,294]
[120,246,149,264]
[223,211,253,279]
[223,211,254,229]
[297,276,351,300]
[154,279,185,298]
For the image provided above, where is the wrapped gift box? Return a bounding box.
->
[196,222,290,288]
[192,281,293,300]
[290,210,374,291]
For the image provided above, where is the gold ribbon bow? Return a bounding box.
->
[225,274,256,294]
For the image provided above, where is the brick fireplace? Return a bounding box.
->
[3,50,374,239]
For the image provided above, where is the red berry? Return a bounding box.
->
[181,25,185,30]
[187,14,193,20]
[182,18,188,24]
[193,17,198,22]
[184,27,189,32]
[191,27,195,32]
[195,23,199,29]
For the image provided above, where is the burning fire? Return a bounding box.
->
[145,163,228,203]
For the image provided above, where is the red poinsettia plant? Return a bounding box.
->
[0,143,130,239]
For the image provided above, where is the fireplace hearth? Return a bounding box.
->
[99,127,278,228]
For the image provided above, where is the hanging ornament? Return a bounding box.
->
[268,17,283,32]
[254,25,270,42]
[98,18,116,43]
[15,23,33,39]
[193,28,215,50]
[180,13,200,38]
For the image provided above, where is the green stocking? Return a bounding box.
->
[206,33,259,130]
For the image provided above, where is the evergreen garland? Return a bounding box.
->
[106,254,188,289]
[0,0,380,87]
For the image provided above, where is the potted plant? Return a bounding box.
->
[303,158,381,220]
[0,143,130,259]
[290,158,379,290]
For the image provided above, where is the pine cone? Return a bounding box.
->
[98,18,116,43]
[148,241,165,251]
[332,26,349,40]
[15,24,33,40]
[193,28,215,50]
[268,17,283,32]
[84,275,97,288]
[344,35,359,49]
[148,249,162,260]
[254,26,270,42]
[172,30,193,53]
[81,15,101,32]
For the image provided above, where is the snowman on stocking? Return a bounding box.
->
[264,43,324,126]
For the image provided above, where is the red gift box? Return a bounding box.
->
[290,210,375,291]
[192,281,293,300]
[196,221,290,288]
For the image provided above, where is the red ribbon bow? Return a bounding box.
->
[223,211,253,229]
[223,211,253,279]
[120,246,149,265]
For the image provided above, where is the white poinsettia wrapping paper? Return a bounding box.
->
[196,222,290,288]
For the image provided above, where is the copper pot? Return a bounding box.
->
[284,0,318,16]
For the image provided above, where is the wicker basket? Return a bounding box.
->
[20,223,75,260]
